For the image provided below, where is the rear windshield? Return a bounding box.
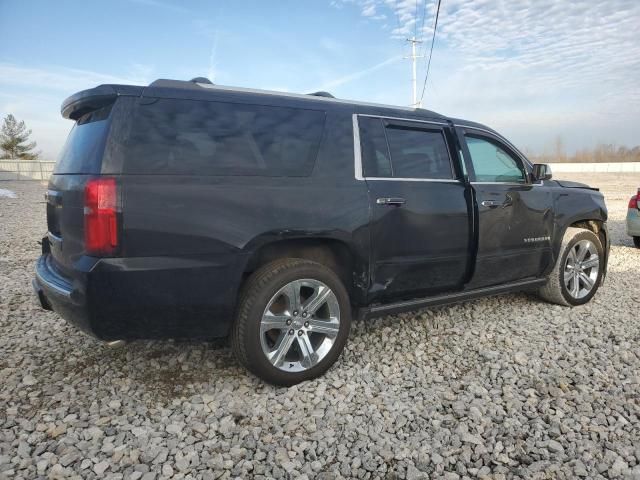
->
[123,99,326,176]
[54,105,113,174]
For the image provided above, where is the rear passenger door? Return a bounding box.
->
[356,115,471,302]
[457,127,554,287]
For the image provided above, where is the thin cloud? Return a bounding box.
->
[313,55,402,91]
[333,0,640,151]
[0,63,151,94]
[127,0,193,14]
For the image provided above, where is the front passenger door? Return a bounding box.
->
[459,128,554,288]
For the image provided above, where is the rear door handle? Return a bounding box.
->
[376,197,406,206]
[481,197,513,209]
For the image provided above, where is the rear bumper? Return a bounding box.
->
[33,252,245,340]
[34,254,94,334]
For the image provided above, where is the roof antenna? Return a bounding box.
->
[190,77,213,84]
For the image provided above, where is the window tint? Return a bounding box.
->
[385,126,453,179]
[358,117,392,177]
[54,104,113,174]
[465,135,525,183]
[124,99,325,176]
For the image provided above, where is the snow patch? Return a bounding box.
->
[0,188,17,198]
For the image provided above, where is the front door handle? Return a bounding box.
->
[377,197,406,206]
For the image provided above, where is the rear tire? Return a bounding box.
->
[634,236,640,248]
[231,258,351,386]
[538,227,604,306]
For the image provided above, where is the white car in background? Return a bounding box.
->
[628,188,640,248]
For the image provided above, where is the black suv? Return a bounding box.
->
[33,78,610,385]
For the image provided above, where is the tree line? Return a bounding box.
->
[524,136,640,163]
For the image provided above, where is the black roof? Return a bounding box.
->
[62,78,448,122]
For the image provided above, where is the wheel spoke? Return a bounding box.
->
[581,255,599,269]
[571,273,581,297]
[576,242,589,262]
[296,334,317,368]
[563,266,574,284]
[282,280,301,313]
[268,332,296,367]
[302,286,331,315]
[578,271,595,290]
[307,317,340,337]
[567,247,577,266]
[261,312,290,333]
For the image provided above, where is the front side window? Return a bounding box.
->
[465,135,525,183]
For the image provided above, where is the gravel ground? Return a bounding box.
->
[1,174,639,480]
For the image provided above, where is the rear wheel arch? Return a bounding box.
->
[240,237,364,304]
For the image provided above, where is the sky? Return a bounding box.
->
[0,0,639,160]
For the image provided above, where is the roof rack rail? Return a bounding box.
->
[308,91,335,98]
[190,77,213,84]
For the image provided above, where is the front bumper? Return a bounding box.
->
[627,208,640,236]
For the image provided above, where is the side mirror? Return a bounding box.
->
[532,163,552,182]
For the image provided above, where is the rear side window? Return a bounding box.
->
[358,116,453,179]
[54,105,113,174]
[385,126,453,179]
[124,99,325,176]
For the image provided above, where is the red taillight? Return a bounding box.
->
[84,177,119,255]
[630,194,639,210]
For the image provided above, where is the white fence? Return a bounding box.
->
[548,162,640,173]
[0,160,56,181]
[1,160,639,180]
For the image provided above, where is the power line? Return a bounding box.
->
[414,0,419,38]
[419,0,442,107]
[418,0,429,45]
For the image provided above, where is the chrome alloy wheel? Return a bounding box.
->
[564,239,600,299]
[260,279,340,372]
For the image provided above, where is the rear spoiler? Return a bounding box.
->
[61,84,143,120]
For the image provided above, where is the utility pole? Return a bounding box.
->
[405,37,423,108]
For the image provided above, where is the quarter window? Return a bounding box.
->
[124,99,325,176]
[464,135,525,183]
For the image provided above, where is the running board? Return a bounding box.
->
[361,278,547,319]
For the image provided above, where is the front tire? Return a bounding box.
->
[231,258,351,386]
[538,227,604,306]
[634,236,640,248]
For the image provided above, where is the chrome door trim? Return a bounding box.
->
[359,113,448,126]
[353,114,364,180]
